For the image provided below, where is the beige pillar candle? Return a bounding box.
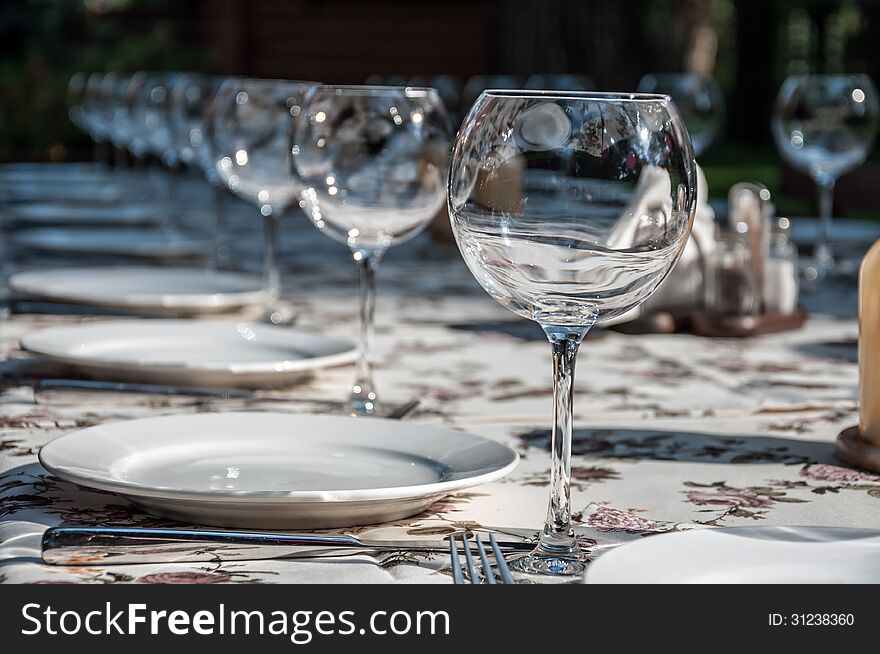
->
[472,153,525,214]
[859,239,880,445]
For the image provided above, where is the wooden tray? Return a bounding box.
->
[836,426,880,474]
[612,308,807,338]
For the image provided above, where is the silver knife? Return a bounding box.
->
[42,526,533,565]
[31,380,420,418]
[34,379,259,399]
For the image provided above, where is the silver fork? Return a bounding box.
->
[450,532,516,584]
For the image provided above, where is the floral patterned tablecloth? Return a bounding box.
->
[0,202,876,584]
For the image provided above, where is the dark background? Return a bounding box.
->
[2,0,879,215]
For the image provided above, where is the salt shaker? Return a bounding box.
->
[763,216,799,314]
[706,229,759,315]
[728,183,771,313]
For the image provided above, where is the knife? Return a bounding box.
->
[31,380,420,418]
[34,378,259,399]
[42,526,533,565]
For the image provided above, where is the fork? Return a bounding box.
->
[449,532,516,584]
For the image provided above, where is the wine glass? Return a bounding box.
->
[772,74,879,279]
[94,72,143,185]
[69,72,114,168]
[213,78,317,321]
[131,72,182,169]
[131,72,192,228]
[448,90,696,577]
[110,72,151,162]
[170,73,231,267]
[83,72,112,143]
[67,73,93,155]
[637,74,724,157]
[169,73,217,171]
[291,85,451,416]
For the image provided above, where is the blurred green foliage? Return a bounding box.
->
[0,0,211,161]
[0,0,876,212]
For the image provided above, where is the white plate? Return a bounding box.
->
[21,319,356,389]
[9,267,266,315]
[6,202,160,227]
[585,526,880,584]
[15,228,212,261]
[38,412,519,528]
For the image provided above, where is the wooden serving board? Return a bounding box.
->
[611,308,808,338]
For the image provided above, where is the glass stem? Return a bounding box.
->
[538,324,590,556]
[261,209,281,310]
[348,249,383,415]
[815,178,835,270]
[112,144,123,169]
[212,184,229,270]
[93,140,109,167]
[165,163,181,231]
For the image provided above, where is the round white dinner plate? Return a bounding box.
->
[20,319,356,389]
[9,266,266,315]
[6,202,161,227]
[585,526,880,584]
[38,412,519,528]
[15,228,212,261]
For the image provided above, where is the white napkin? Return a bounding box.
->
[639,163,715,314]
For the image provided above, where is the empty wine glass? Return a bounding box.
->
[69,72,115,167]
[291,85,451,416]
[213,78,317,321]
[112,72,151,162]
[96,72,147,186]
[131,71,191,228]
[67,73,93,154]
[132,72,182,169]
[170,73,231,267]
[83,72,114,143]
[169,73,216,171]
[638,74,724,158]
[772,74,879,279]
[448,91,696,577]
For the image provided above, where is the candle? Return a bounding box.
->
[859,239,880,445]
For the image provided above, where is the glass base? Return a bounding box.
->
[346,391,380,416]
[509,545,587,578]
[803,259,833,283]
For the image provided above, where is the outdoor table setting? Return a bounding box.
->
[1,65,880,586]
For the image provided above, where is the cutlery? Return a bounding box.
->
[383,397,420,419]
[34,378,259,399]
[34,379,421,420]
[450,532,516,584]
[31,378,420,418]
[41,526,533,565]
[8,299,161,319]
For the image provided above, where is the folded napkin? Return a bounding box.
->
[611,163,715,322]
